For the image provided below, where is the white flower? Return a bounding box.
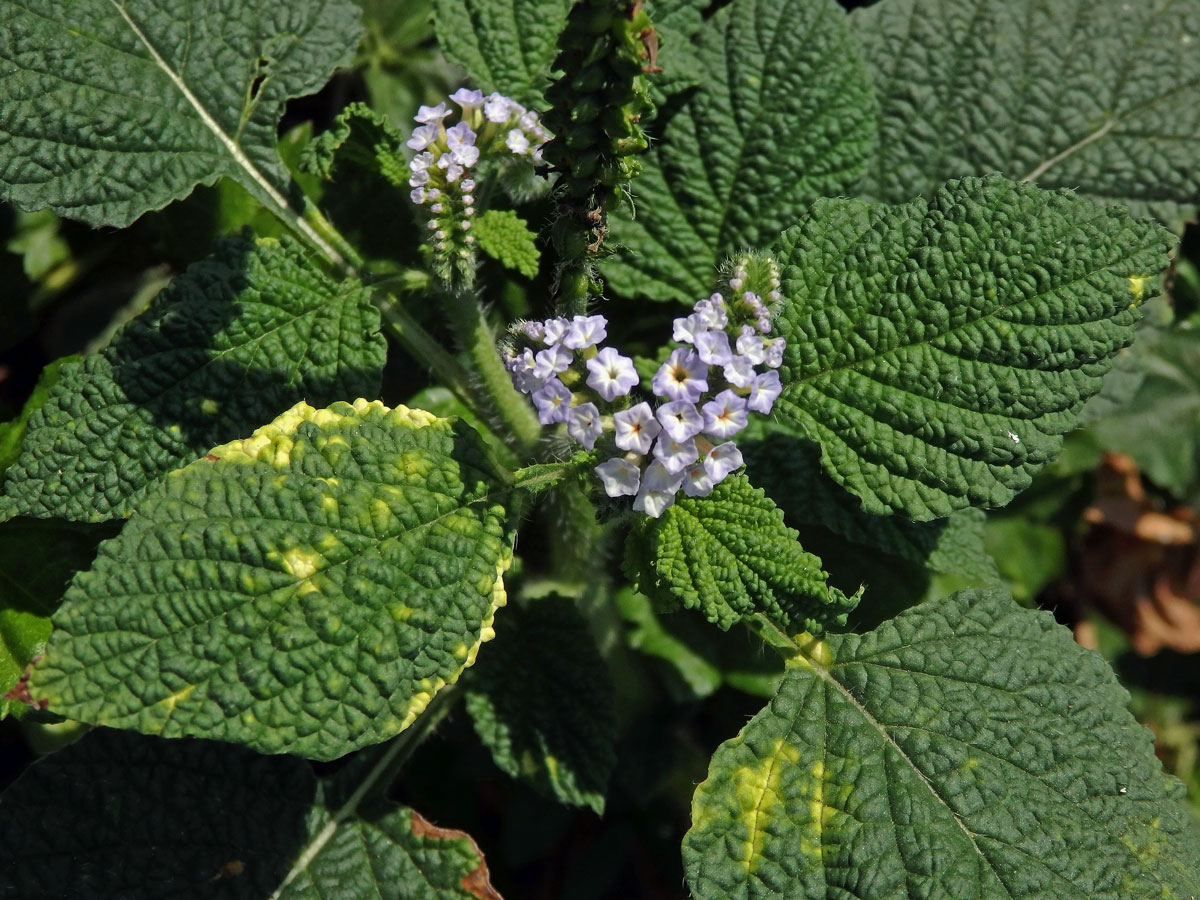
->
[634,488,677,518]
[446,121,480,166]
[567,402,603,450]
[521,320,546,342]
[702,390,748,439]
[704,442,743,482]
[460,179,476,193]
[672,314,703,344]
[764,338,785,369]
[532,379,572,425]
[415,102,450,123]
[407,124,439,150]
[681,462,714,498]
[656,400,703,442]
[562,314,607,350]
[595,458,641,497]
[410,187,426,205]
[613,402,661,454]
[652,347,708,402]
[484,93,514,122]
[436,154,464,182]
[747,370,782,414]
[506,129,530,154]
[633,461,685,517]
[735,329,766,365]
[450,88,484,109]
[653,434,699,474]
[586,347,639,401]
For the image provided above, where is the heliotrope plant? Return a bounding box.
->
[0,0,1199,897]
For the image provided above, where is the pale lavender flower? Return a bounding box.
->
[764,339,785,369]
[633,461,685,517]
[681,462,715,498]
[407,124,439,150]
[460,179,476,193]
[694,330,733,367]
[484,93,513,122]
[507,129,531,154]
[702,390,748,439]
[595,458,641,497]
[656,400,703,442]
[653,434,699,474]
[521,320,546,342]
[445,122,480,166]
[672,314,703,344]
[652,347,708,402]
[532,379,572,424]
[567,402,603,450]
[562,314,607,350]
[695,295,728,329]
[410,187,426,205]
[723,355,756,389]
[430,203,444,214]
[507,349,542,393]
[532,345,573,381]
[704,442,744,482]
[436,155,464,182]
[450,88,484,109]
[747,370,782,414]
[634,487,677,519]
[586,347,639,401]
[542,317,570,346]
[415,102,450,123]
[756,317,772,334]
[613,403,661,454]
[735,329,766,365]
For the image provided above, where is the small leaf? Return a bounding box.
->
[684,588,1200,900]
[854,0,1200,230]
[0,728,314,899]
[28,400,518,760]
[473,210,541,279]
[0,519,116,718]
[603,0,875,302]
[1092,326,1200,499]
[464,595,616,813]
[624,474,857,635]
[0,0,361,259]
[772,175,1174,520]
[432,0,572,106]
[0,237,385,522]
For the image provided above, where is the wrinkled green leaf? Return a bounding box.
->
[771,175,1173,520]
[684,588,1200,900]
[432,0,572,106]
[0,728,498,900]
[0,0,361,260]
[474,210,540,279]
[28,400,517,760]
[625,474,856,635]
[0,237,385,523]
[742,432,999,582]
[604,0,875,302]
[464,595,615,813]
[855,0,1200,229]
[0,354,75,482]
[0,728,314,899]
[1092,325,1200,499]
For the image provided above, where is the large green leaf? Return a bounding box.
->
[625,474,857,636]
[0,519,116,718]
[464,595,616,813]
[0,0,360,259]
[771,175,1174,520]
[742,432,998,582]
[854,0,1200,230]
[603,0,875,302]
[0,728,501,900]
[684,588,1200,899]
[0,354,74,482]
[432,0,572,106]
[27,399,517,760]
[0,237,385,523]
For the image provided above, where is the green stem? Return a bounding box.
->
[443,286,542,456]
[377,295,474,402]
[512,456,594,493]
[302,203,364,273]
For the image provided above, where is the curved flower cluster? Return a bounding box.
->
[406,89,550,262]
[506,281,785,517]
